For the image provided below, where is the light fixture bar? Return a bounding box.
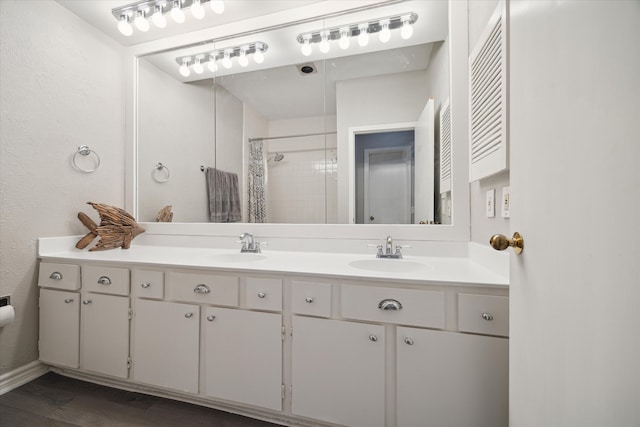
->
[175,42,269,72]
[296,12,418,44]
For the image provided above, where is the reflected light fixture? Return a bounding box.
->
[112,0,226,35]
[175,42,268,76]
[296,12,417,53]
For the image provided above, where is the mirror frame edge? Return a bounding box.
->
[124,0,470,242]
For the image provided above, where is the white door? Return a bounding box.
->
[414,98,435,223]
[509,2,640,425]
[364,146,411,224]
[81,293,129,378]
[203,307,282,410]
[39,289,79,368]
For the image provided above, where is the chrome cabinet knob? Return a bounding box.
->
[194,284,210,294]
[97,276,112,285]
[49,272,63,280]
[257,292,266,299]
[404,337,414,345]
[64,298,74,303]
[378,299,403,310]
[305,297,314,303]
[369,334,378,342]
[82,300,92,305]
[141,283,151,289]
[482,313,494,321]
[185,312,194,319]
[207,315,216,321]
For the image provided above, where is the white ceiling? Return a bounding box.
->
[57,0,448,120]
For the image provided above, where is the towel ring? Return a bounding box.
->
[72,145,100,173]
[152,163,170,183]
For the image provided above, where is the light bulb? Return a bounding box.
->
[253,44,264,64]
[379,20,391,43]
[222,50,232,69]
[179,59,191,77]
[238,48,248,67]
[210,0,224,14]
[117,15,133,36]
[319,32,330,54]
[191,0,204,19]
[207,57,218,73]
[152,5,166,28]
[193,56,204,74]
[171,1,185,23]
[357,24,369,47]
[301,35,312,56]
[338,27,350,50]
[134,9,149,32]
[401,17,413,40]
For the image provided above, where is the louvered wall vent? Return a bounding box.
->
[469,1,508,181]
[439,98,451,193]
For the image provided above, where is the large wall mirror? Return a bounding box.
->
[135,0,457,229]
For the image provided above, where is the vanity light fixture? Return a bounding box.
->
[296,12,417,54]
[112,0,225,36]
[175,42,269,76]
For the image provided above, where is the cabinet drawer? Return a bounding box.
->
[292,281,331,318]
[341,284,444,329]
[131,269,164,299]
[167,271,238,307]
[458,294,509,337]
[38,262,80,290]
[246,277,282,311]
[82,266,130,296]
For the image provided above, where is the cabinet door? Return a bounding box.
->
[204,307,282,410]
[292,316,385,427]
[81,293,130,378]
[397,327,508,427]
[133,299,199,394]
[39,289,79,368]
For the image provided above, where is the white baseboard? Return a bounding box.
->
[0,360,49,396]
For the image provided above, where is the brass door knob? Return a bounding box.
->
[490,232,524,254]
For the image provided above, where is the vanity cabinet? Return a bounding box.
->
[291,315,386,427]
[132,298,200,394]
[203,307,283,410]
[39,288,80,368]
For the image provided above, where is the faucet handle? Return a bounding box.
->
[368,244,384,256]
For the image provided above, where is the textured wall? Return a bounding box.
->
[0,0,125,374]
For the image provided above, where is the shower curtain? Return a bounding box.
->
[248,139,267,222]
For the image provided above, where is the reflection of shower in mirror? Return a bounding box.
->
[267,153,285,162]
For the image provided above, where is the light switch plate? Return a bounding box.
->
[486,189,495,217]
[501,186,511,218]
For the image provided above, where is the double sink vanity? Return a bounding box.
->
[37,234,509,427]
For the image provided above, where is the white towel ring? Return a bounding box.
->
[152,163,170,183]
[72,145,100,173]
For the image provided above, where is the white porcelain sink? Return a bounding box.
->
[348,258,430,273]
[211,253,267,263]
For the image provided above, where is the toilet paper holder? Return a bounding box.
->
[0,295,9,307]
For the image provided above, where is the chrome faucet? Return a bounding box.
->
[239,233,261,253]
[375,235,404,259]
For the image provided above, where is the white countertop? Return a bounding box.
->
[38,237,509,287]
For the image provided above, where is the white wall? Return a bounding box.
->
[336,70,429,223]
[0,0,125,375]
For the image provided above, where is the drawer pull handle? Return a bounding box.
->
[194,284,210,294]
[257,292,266,299]
[64,298,74,303]
[141,283,151,289]
[404,337,414,345]
[82,300,92,305]
[49,272,63,280]
[378,299,403,311]
[97,276,111,285]
[207,315,216,321]
[482,313,494,321]
[185,312,194,319]
[369,334,378,342]
[305,297,314,303]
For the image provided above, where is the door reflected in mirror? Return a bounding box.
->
[136,0,450,225]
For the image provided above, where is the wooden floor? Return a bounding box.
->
[0,373,284,427]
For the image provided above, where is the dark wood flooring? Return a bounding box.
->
[0,373,284,427]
